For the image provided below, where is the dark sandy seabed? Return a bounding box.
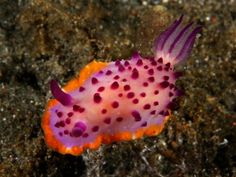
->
[0,0,236,176]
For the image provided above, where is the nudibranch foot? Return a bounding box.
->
[42,16,200,156]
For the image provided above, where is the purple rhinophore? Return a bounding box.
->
[50,80,72,106]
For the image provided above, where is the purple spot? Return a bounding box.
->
[104,117,111,124]
[154,90,159,95]
[153,101,159,106]
[124,61,130,66]
[151,60,157,66]
[112,101,119,108]
[124,85,131,91]
[144,65,149,69]
[59,121,65,127]
[118,93,123,97]
[159,110,164,115]
[94,93,102,103]
[64,130,69,135]
[106,70,112,75]
[118,65,125,72]
[160,81,169,88]
[141,122,147,127]
[169,83,175,89]
[148,69,154,75]
[122,78,127,82]
[65,118,71,124]
[91,77,98,84]
[163,76,169,80]
[165,62,171,68]
[169,92,174,97]
[72,122,87,137]
[73,105,80,111]
[54,122,60,128]
[156,66,162,71]
[115,61,121,66]
[143,82,148,87]
[98,86,105,92]
[82,133,89,138]
[67,112,73,117]
[71,128,83,137]
[127,92,135,98]
[150,110,156,115]
[131,110,142,121]
[157,58,163,63]
[111,81,119,89]
[148,77,155,82]
[92,126,99,132]
[116,117,123,122]
[164,67,169,71]
[136,59,143,66]
[114,75,120,80]
[140,92,146,97]
[131,68,139,79]
[101,109,107,114]
[57,112,63,118]
[79,86,85,92]
[132,98,139,104]
[128,66,132,70]
[99,70,104,74]
[143,104,151,110]
[59,132,63,136]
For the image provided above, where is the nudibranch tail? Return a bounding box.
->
[50,80,73,106]
[154,16,201,65]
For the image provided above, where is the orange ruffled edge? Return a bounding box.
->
[42,60,169,156]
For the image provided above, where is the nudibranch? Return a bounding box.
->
[42,16,201,155]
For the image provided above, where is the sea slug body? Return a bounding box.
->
[42,16,201,155]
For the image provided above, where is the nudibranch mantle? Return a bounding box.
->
[42,16,201,155]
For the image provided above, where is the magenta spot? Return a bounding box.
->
[101,109,107,114]
[54,122,60,128]
[154,90,159,95]
[104,117,111,124]
[157,57,163,63]
[127,92,135,98]
[91,77,98,84]
[151,60,157,66]
[116,117,123,122]
[106,70,112,75]
[79,86,85,92]
[59,132,63,136]
[99,70,104,74]
[153,101,159,106]
[113,75,120,80]
[164,67,169,71]
[112,101,119,108]
[59,121,65,127]
[64,130,69,135]
[148,69,154,75]
[124,61,130,66]
[118,93,123,97]
[65,118,71,124]
[140,92,146,97]
[128,66,132,70]
[160,81,169,88]
[67,112,73,117]
[169,83,175,89]
[131,68,139,79]
[73,105,80,111]
[57,112,63,118]
[115,61,121,66]
[111,81,119,89]
[136,59,143,66]
[98,86,105,92]
[156,66,162,71]
[159,110,164,115]
[92,126,99,132]
[132,98,139,104]
[143,82,148,87]
[150,110,156,115]
[78,107,85,113]
[131,110,142,121]
[82,133,89,138]
[124,85,131,91]
[169,92,174,97]
[163,76,169,80]
[148,77,155,82]
[144,65,149,69]
[165,62,171,68]
[94,93,102,103]
[118,65,125,72]
[141,122,147,127]
[143,104,151,110]
[122,78,127,82]
[72,128,83,137]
